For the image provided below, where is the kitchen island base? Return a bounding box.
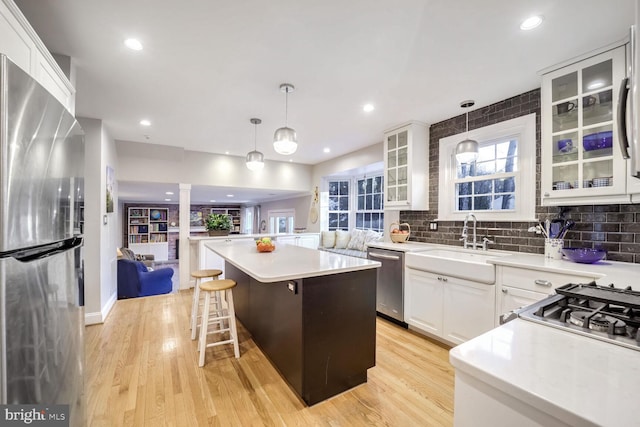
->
[226,262,377,406]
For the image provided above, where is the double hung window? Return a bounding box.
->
[438,113,536,221]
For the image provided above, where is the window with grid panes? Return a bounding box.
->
[438,113,536,221]
[328,180,350,230]
[456,139,517,212]
[356,175,384,232]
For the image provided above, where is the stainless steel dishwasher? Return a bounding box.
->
[367,247,405,324]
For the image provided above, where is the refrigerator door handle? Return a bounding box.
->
[0,236,83,262]
[618,76,631,159]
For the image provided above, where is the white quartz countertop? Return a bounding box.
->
[366,241,438,252]
[205,240,380,283]
[450,319,640,427]
[190,232,318,242]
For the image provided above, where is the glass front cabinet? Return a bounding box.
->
[383,121,429,210]
[541,45,629,206]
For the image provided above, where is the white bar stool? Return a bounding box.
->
[198,279,240,367]
[189,269,222,340]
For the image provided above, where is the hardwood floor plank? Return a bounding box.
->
[86,290,455,426]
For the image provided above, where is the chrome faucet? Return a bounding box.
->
[460,213,494,250]
[460,213,477,249]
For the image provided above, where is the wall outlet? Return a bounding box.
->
[429,222,438,231]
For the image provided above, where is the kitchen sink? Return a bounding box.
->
[405,248,511,284]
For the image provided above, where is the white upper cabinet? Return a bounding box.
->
[0,0,75,113]
[383,121,429,210]
[541,45,628,206]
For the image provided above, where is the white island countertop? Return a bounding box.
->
[450,319,640,427]
[205,241,380,283]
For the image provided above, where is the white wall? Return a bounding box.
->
[79,117,118,325]
[259,194,313,231]
[117,140,313,193]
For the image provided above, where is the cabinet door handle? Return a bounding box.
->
[369,252,401,261]
[502,288,508,294]
[534,279,552,287]
[442,277,448,282]
[618,76,631,159]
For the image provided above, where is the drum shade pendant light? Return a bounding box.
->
[273,83,298,155]
[246,118,265,171]
[456,100,479,164]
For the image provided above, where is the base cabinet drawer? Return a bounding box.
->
[499,286,548,316]
[501,266,595,294]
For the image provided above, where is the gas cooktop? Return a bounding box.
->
[518,282,640,351]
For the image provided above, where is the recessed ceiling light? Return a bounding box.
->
[227,194,234,198]
[225,151,229,155]
[289,159,293,162]
[124,38,143,51]
[520,15,543,31]
[363,103,375,112]
[209,199,216,202]
[323,148,331,153]
[140,119,151,126]
[165,191,174,195]
[164,198,171,201]
[587,80,605,90]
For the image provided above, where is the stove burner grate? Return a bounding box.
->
[568,311,627,334]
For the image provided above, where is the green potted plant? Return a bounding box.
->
[205,213,232,236]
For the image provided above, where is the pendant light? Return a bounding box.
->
[273,83,298,155]
[456,100,479,164]
[246,118,265,171]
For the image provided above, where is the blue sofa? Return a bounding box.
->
[117,259,174,299]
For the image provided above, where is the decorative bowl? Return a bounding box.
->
[257,243,275,253]
[561,248,607,264]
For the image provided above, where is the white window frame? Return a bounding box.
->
[323,174,384,231]
[355,175,384,232]
[326,177,351,231]
[438,113,537,222]
[268,209,295,234]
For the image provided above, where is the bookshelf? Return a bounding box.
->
[127,207,169,260]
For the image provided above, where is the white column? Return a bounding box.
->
[179,183,191,290]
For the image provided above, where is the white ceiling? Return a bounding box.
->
[14,0,635,203]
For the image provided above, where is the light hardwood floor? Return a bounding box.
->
[86,290,455,426]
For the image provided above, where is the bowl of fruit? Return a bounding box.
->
[389,222,411,243]
[256,237,276,252]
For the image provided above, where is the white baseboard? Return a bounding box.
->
[84,292,117,325]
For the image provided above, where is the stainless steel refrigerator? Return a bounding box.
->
[0,54,84,425]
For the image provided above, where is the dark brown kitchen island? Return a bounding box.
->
[205,242,380,405]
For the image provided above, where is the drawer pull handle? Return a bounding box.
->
[502,288,508,294]
[534,279,552,287]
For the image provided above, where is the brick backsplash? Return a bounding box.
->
[399,89,640,264]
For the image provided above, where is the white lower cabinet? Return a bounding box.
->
[405,268,495,345]
[405,269,443,336]
[276,234,319,249]
[443,279,495,345]
[496,265,597,324]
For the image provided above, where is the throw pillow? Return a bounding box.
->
[335,230,351,249]
[347,229,368,252]
[321,231,336,248]
[365,229,383,246]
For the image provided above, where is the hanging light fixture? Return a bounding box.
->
[273,83,298,155]
[246,118,265,171]
[456,100,479,164]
